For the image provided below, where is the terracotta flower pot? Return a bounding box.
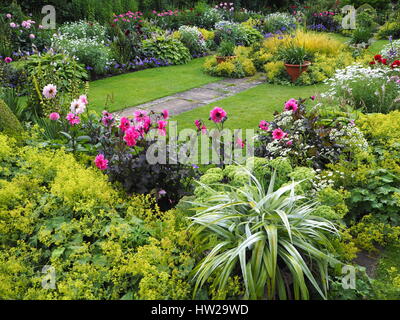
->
[284,61,311,82]
[216,56,236,64]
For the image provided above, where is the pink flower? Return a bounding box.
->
[284,98,298,112]
[95,154,108,171]
[70,99,86,114]
[157,120,167,136]
[79,95,88,105]
[9,22,17,28]
[272,128,286,140]
[124,127,140,146]
[286,140,293,146]
[29,33,35,39]
[49,112,60,121]
[4,57,12,63]
[201,125,207,134]
[101,111,114,126]
[195,119,202,130]
[6,14,12,19]
[38,25,44,29]
[66,113,80,126]
[42,84,57,99]
[310,96,316,101]
[162,109,169,120]
[119,117,131,132]
[259,120,269,131]
[134,110,148,122]
[209,107,227,123]
[236,138,245,148]
[21,20,31,29]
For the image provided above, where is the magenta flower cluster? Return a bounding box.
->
[152,9,180,17]
[95,109,170,170]
[113,11,143,23]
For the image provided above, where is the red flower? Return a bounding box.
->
[374,54,382,61]
[381,58,387,65]
[391,60,400,69]
[369,61,376,65]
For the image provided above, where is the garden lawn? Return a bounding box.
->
[326,33,389,55]
[89,57,220,113]
[173,83,326,130]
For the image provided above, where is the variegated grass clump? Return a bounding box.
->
[189,168,341,300]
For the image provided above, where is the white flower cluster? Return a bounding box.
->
[311,170,336,194]
[321,63,392,98]
[329,123,369,152]
[200,8,223,27]
[51,20,113,71]
[57,20,107,42]
[215,20,238,30]
[263,12,296,31]
[178,25,207,51]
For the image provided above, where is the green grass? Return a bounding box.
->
[89,57,220,113]
[173,83,326,130]
[369,39,390,55]
[327,33,389,55]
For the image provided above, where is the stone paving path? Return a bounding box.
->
[114,76,265,118]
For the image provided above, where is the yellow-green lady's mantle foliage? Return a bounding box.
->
[327,111,400,225]
[0,135,196,299]
[358,111,400,151]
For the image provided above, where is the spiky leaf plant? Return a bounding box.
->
[189,169,341,300]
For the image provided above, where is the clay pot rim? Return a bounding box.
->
[284,61,312,67]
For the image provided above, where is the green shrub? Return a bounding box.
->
[142,35,192,65]
[203,55,256,78]
[25,52,88,117]
[214,21,262,47]
[177,26,208,56]
[377,22,400,40]
[261,12,296,33]
[0,99,24,140]
[350,28,373,45]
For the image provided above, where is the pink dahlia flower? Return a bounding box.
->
[134,110,148,122]
[95,154,108,171]
[162,109,169,120]
[119,117,131,132]
[79,95,88,105]
[70,99,86,114]
[66,113,80,126]
[157,120,167,136]
[272,128,286,140]
[284,99,298,112]
[42,84,57,99]
[209,107,227,123]
[49,112,60,121]
[259,120,269,131]
[124,127,140,147]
